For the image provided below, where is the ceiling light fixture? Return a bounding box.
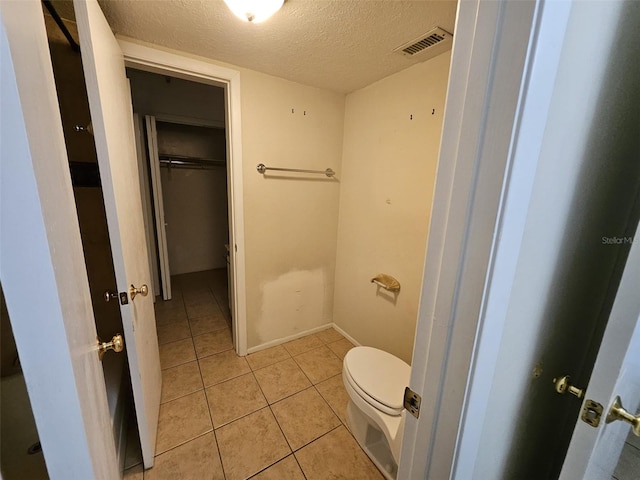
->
[223,0,284,23]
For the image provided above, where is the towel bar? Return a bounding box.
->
[256,163,335,177]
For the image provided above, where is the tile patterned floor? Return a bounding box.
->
[124,269,383,479]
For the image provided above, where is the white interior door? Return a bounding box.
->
[560,223,640,480]
[145,115,172,300]
[74,0,162,468]
[1,2,118,477]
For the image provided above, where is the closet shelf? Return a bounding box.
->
[159,154,225,170]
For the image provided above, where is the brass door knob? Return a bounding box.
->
[104,290,117,302]
[97,334,124,360]
[130,284,148,300]
[606,396,640,437]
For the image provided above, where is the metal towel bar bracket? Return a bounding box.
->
[257,163,335,177]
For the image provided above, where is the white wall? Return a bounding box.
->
[332,53,451,363]
[240,70,345,349]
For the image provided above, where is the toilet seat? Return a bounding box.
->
[343,347,410,416]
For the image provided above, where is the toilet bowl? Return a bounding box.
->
[342,346,411,480]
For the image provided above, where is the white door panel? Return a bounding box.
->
[560,227,640,480]
[74,0,162,468]
[0,2,118,477]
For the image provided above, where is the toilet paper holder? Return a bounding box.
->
[371,274,401,292]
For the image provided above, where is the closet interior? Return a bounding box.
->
[128,69,232,322]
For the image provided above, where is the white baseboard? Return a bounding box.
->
[331,323,361,347]
[246,322,362,355]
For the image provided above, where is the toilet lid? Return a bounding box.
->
[343,346,410,411]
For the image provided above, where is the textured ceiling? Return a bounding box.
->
[52,0,458,93]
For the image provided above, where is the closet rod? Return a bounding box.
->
[256,163,335,178]
[42,1,81,53]
[159,155,225,170]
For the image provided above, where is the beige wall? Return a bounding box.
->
[161,167,229,274]
[240,71,345,348]
[120,38,346,349]
[333,52,451,363]
[117,38,451,354]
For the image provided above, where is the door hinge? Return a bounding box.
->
[581,399,603,428]
[404,387,422,418]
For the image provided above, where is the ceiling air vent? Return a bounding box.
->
[394,27,453,59]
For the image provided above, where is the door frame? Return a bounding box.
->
[401,0,640,477]
[398,0,576,477]
[144,114,172,301]
[118,39,248,355]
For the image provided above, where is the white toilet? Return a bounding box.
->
[342,346,411,480]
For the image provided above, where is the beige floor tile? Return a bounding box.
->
[293,346,343,384]
[246,345,291,371]
[253,359,311,404]
[181,287,212,302]
[154,297,184,313]
[157,318,191,345]
[168,283,184,298]
[283,335,324,356]
[217,408,291,480]
[199,350,251,387]
[315,328,344,344]
[193,329,233,358]
[327,338,355,361]
[161,361,203,404]
[295,426,384,480]
[189,312,228,337]
[155,390,212,454]
[211,287,228,306]
[316,374,350,425]
[183,289,215,306]
[206,373,267,428]
[123,464,143,480]
[187,300,222,320]
[249,455,305,480]
[272,387,341,451]
[155,305,188,326]
[159,338,196,370]
[145,432,224,480]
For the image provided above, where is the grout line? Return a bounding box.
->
[248,367,298,457]
[625,440,640,452]
[156,277,353,479]
[293,453,309,480]
[246,348,293,372]
[153,428,214,459]
[161,273,228,479]
[311,383,343,426]
[201,377,228,480]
